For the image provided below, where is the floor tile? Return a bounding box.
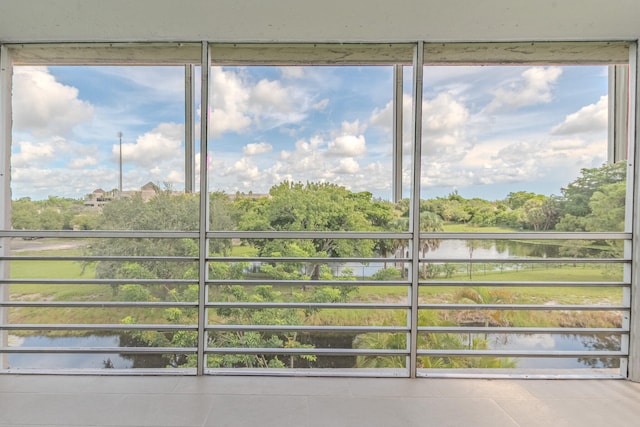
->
[496,397,639,427]
[205,395,308,427]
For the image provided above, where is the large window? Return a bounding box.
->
[0,42,635,377]
[418,60,629,373]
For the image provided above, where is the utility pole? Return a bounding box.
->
[118,131,123,197]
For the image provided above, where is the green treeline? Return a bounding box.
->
[12,161,627,234]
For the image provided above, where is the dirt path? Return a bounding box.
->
[9,238,89,253]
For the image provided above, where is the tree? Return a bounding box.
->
[11,198,41,230]
[523,199,545,231]
[560,161,626,217]
[586,181,626,232]
[209,192,235,255]
[506,191,540,210]
[11,196,86,230]
[91,191,201,297]
[555,164,627,258]
[239,182,391,279]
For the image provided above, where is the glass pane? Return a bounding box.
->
[208,65,398,231]
[11,65,189,231]
[420,65,625,233]
[416,64,628,374]
[7,65,196,370]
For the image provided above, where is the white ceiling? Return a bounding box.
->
[1,0,640,43]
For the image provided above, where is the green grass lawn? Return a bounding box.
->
[6,242,624,329]
[442,223,515,233]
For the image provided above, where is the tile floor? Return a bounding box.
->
[1,375,640,426]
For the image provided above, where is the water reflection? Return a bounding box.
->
[7,332,622,370]
[487,333,621,368]
[8,335,133,369]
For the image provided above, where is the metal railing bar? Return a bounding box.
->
[207,256,412,263]
[415,372,626,380]
[204,231,631,240]
[206,302,409,309]
[0,368,198,375]
[5,279,195,285]
[1,324,197,331]
[1,301,197,308]
[204,367,409,377]
[2,256,198,262]
[207,231,411,239]
[3,257,627,267]
[417,349,625,358]
[0,230,199,238]
[418,303,629,311]
[417,326,628,334]
[1,230,629,240]
[204,347,408,356]
[206,325,409,333]
[0,230,631,240]
[420,280,629,287]
[206,279,409,287]
[0,347,196,354]
[419,257,630,263]
[418,232,630,240]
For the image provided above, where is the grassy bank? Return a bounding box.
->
[7,244,624,333]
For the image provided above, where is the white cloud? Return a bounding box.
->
[338,119,367,136]
[369,100,393,129]
[486,67,563,112]
[251,79,296,113]
[311,98,329,110]
[423,93,469,131]
[327,135,366,156]
[551,95,608,135]
[67,156,98,169]
[280,67,305,79]
[370,93,470,151]
[209,67,315,136]
[243,142,273,156]
[210,67,252,137]
[223,157,261,182]
[11,165,121,199]
[334,158,360,174]
[166,170,184,184]
[13,67,94,137]
[444,134,607,189]
[95,66,184,100]
[115,122,184,168]
[11,140,57,167]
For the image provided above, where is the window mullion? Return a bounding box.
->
[185,65,196,193]
[409,42,424,378]
[197,42,211,376]
[0,45,13,370]
[393,64,403,203]
[627,42,640,381]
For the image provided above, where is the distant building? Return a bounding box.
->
[84,182,164,208]
[84,185,269,208]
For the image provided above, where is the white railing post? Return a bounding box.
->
[197,42,210,375]
[0,45,12,369]
[409,42,424,378]
[627,42,640,381]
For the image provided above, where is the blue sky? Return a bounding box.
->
[11,63,610,201]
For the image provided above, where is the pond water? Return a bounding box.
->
[8,335,133,369]
[7,332,620,370]
[486,333,620,369]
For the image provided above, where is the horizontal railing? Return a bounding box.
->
[0,230,631,377]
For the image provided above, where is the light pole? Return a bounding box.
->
[118,131,123,197]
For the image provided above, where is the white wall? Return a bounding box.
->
[1,0,640,43]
